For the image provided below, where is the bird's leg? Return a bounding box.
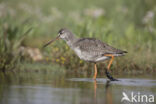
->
[104,54,118,81]
[107,55,114,70]
[93,63,97,80]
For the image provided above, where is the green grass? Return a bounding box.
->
[0,0,156,74]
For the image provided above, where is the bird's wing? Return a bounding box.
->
[74,38,125,56]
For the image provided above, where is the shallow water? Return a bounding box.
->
[0,72,155,104]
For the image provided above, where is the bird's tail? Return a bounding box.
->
[113,50,127,56]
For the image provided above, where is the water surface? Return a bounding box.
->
[0,72,155,104]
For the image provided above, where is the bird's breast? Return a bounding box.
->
[73,47,91,61]
[73,48,83,59]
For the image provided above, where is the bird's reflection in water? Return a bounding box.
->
[93,80,113,104]
[94,80,97,104]
[105,80,113,104]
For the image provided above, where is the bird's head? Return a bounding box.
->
[58,28,72,40]
[43,28,73,48]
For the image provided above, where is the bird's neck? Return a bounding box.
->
[65,34,78,48]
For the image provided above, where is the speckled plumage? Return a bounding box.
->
[58,28,127,62]
[73,38,127,62]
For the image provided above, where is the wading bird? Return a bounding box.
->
[43,28,127,81]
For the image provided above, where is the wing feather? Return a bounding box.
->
[74,38,126,57]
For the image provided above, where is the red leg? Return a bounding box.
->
[104,54,118,81]
[93,63,97,79]
[104,54,114,70]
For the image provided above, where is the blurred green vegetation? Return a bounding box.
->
[0,17,32,72]
[0,0,156,74]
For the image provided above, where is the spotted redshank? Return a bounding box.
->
[43,28,127,81]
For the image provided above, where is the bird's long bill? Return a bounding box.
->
[43,35,60,48]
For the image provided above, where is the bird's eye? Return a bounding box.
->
[60,31,64,34]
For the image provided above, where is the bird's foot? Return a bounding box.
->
[105,70,119,81]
